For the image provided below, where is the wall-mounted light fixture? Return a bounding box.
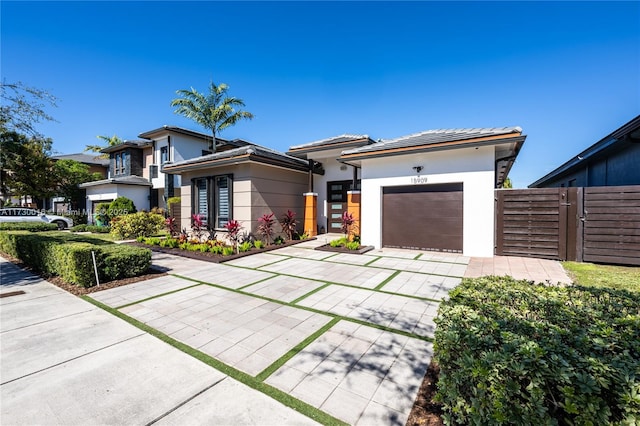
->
[413,166,424,173]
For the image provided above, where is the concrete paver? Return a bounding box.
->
[261,258,395,289]
[224,252,287,268]
[369,257,468,277]
[269,246,338,260]
[297,285,439,337]
[267,321,433,425]
[242,275,327,302]
[380,271,460,300]
[465,255,572,284]
[119,284,333,376]
[325,252,378,266]
[89,275,200,307]
[179,263,276,289]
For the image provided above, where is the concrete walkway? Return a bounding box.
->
[464,255,571,284]
[0,257,317,426]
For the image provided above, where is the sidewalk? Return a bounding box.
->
[0,257,317,425]
[464,255,571,284]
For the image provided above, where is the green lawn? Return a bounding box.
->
[562,261,640,293]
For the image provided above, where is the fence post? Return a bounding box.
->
[495,190,504,255]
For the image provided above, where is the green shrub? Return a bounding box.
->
[434,276,640,425]
[143,237,161,246]
[0,222,58,232]
[71,224,111,233]
[159,238,179,248]
[345,241,360,250]
[238,241,253,252]
[210,245,224,255]
[330,237,348,248]
[109,196,137,216]
[273,235,285,245]
[222,246,235,256]
[254,240,264,249]
[109,212,165,239]
[0,231,150,287]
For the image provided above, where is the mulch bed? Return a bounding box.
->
[315,243,374,254]
[128,238,315,263]
[406,360,445,425]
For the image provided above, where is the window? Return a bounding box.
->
[192,174,233,228]
[160,146,169,164]
[114,152,126,175]
[149,165,158,179]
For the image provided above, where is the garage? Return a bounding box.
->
[382,183,463,253]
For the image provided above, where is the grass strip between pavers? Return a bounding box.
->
[373,270,401,291]
[173,274,434,343]
[414,253,423,260]
[82,296,348,426]
[256,317,340,382]
[290,282,332,305]
[114,283,204,310]
[363,256,382,266]
[237,274,279,291]
[226,263,442,303]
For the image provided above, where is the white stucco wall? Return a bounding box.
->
[85,184,150,223]
[153,133,209,190]
[359,145,496,257]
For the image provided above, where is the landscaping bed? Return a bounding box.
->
[315,243,374,254]
[128,237,315,263]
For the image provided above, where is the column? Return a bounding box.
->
[303,192,318,237]
[347,190,361,241]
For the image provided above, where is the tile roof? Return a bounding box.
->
[78,175,152,188]
[289,134,370,151]
[342,127,523,155]
[163,143,309,173]
[51,153,110,167]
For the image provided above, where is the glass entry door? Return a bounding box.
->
[327,180,353,232]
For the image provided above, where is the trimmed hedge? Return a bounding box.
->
[0,222,58,232]
[434,276,640,425]
[0,231,151,287]
[71,224,111,233]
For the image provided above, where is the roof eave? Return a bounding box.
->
[338,135,526,162]
[287,138,373,156]
[162,154,309,174]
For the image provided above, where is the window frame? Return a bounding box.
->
[160,146,169,164]
[114,152,126,176]
[191,174,233,230]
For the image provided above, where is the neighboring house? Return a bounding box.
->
[529,115,640,188]
[166,126,525,257]
[80,126,227,222]
[49,153,109,212]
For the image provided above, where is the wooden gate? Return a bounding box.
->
[583,186,640,266]
[496,185,640,265]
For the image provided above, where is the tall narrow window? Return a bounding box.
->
[194,178,208,225]
[115,153,121,175]
[215,175,231,228]
[160,146,168,164]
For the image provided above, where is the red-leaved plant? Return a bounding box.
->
[280,210,297,241]
[257,213,276,246]
[341,211,359,242]
[191,214,206,241]
[224,220,242,252]
[165,216,179,238]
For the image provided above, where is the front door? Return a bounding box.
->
[327,180,353,233]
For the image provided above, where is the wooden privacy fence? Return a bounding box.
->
[495,185,640,266]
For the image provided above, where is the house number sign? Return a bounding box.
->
[411,176,428,184]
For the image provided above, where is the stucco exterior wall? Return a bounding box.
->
[359,145,496,257]
[85,184,150,223]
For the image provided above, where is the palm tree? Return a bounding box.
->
[170,81,254,153]
[85,134,124,158]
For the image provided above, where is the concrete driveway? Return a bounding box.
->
[0,257,317,426]
[2,238,570,425]
[86,239,469,425]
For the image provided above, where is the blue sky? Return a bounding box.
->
[2,1,638,187]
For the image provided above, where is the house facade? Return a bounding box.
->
[165,126,525,257]
[529,115,640,188]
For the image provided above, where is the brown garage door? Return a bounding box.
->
[382,183,463,252]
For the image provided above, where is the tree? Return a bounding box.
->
[85,134,124,158]
[170,81,254,153]
[54,159,103,208]
[0,131,57,206]
[503,177,513,189]
[0,81,57,137]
